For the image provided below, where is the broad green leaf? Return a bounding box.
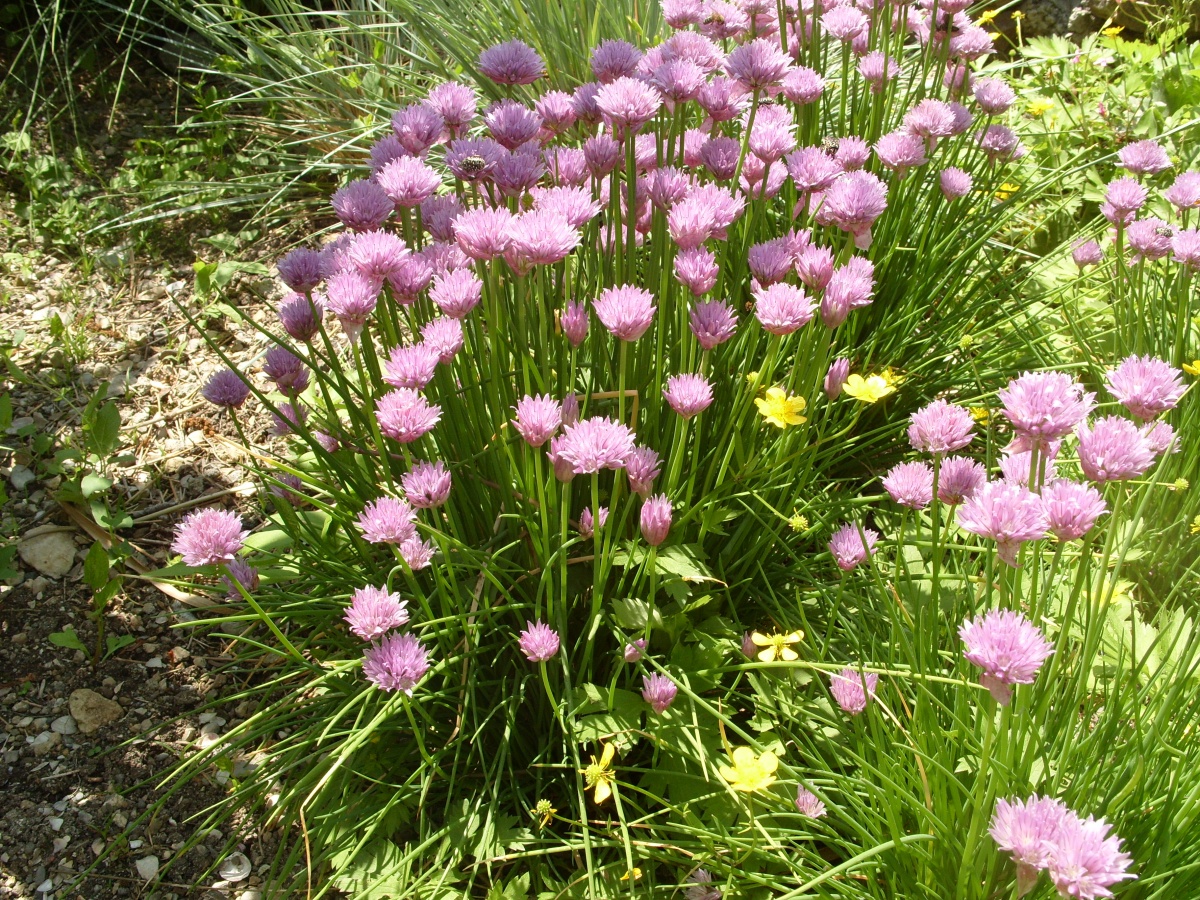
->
[83,541,110,590]
[80,473,112,498]
[104,634,136,657]
[49,628,87,653]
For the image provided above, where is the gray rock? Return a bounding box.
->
[135,855,159,881]
[51,715,78,735]
[9,465,35,491]
[69,689,123,734]
[29,731,60,756]
[18,530,77,578]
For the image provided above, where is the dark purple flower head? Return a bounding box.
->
[376,388,441,444]
[513,394,563,448]
[369,134,406,175]
[425,81,477,135]
[596,76,663,134]
[1165,171,1200,212]
[444,137,506,183]
[688,298,737,349]
[973,77,1016,115]
[203,368,251,408]
[591,39,643,83]
[998,371,1095,446]
[362,632,429,695]
[1072,239,1104,269]
[960,610,1053,705]
[883,461,935,509]
[420,317,463,363]
[828,523,879,571]
[1105,354,1184,421]
[222,558,259,599]
[278,293,324,342]
[331,179,393,232]
[908,399,974,455]
[818,171,888,249]
[421,196,464,244]
[1101,177,1148,226]
[377,156,442,208]
[518,620,560,662]
[172,508,248,567]
[1048,813,1136,899]
[701,136,742,181]
[957,480,1048,567]
[453,206,516,261]
[1041,480,1107,541]
[641,494,673,546]
[391,103,444,157]
[726,37,790,90]
[270,401,307,437]
[478,40,544,85]
[875,130,928,178]
[345,585,410,641]
[642,673,678,713]
[938,456,986,504]
[383,344,440,391]
[626,445,662,497]
[277,248,323,293]
[1077,416,1155,484]
[429,268,483,319]
[402,459,452,509]
[558,417,636,473]
[1118,139,1171,176]
[830,667,878,714]
[484,99,542,150]
[664,373,714,418]
[357,496,417,544]
[582,134,623,179]
[263,345,307,393]
[595,284,656,342]
[754,282,814,335]
[348,230,409,284]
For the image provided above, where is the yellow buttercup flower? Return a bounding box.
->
[978,8,998,23]
[1102,25,1123,36]
[751,630,803,662]
[1183,360,1200,376]
[842,374,895,403]
[583,742,617,804]
[880,367,905,388]
[719,746,779,793]
[994,182,1022,200]
[970,406,990,425]
[532,799,556,828]
[1191,515,1200,535]
[755,387,808,428]
[1027,100,1053,116]
[620,869,643,882]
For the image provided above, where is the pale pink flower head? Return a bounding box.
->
[904,99,957,144]
[348,230,408,286]
[689,299,737,349]
[749,119,797,166]
[973,77,1016,115]
[623,638,647,662]
[1077,416,1156,484]
[830,667,878,715]
[748,237,795,286]
[362,632,430,695]
[513,394,563,448]
[957,480,1048,566]
[828,523,879,571]
[824,358,851,399]
[595,284,656,342]
[1142,420,1177,456]
[696,75,748,122]
[663,0,705,26]
[950,25,996,60]
[535,90,577,134]
[484,99,542,150]
[641,494,673,546]
[1047,813,1136,899]
[960,609,1053,704]
[478,40,544,85]
[345,586,410,641]
[453,205,516,261]
[1105,354,1185,421]
[591,39,643,83]
[172,508,248,567]
[664,373,714,419]
[937,456,986,505]
[578,506,608,540]
[1173,228,1200,270]
[795,787,827,818]
[626,445,662,497]
[858,52,899,92]
[977,124,1022,163]
[875,131,928,178]
[1126,217,1174,262]
[940,167,974,200]
[1072,239,1103,269]
[1100,177,1148,226]
[518,620,560,662]
[1165,170,1200,212]
[561,393,579,427]
[647,167,693,212]
[785,147,841,195]
[425,81,477,135]
[420,317,463,363]
[998,371,1095,446]
[596,76,663,134]
[203,368,251,408]
[402,460,452,509]
[835,137,870,171]
[676,246,720,297]
[882,461,934,509]
[701,135,742,181]
[726,37,791,90]
[318,233,354,279]
[558,417,636,473]
[780,66,825,104]
[331,179,393,232]
[400,534,435,570]
[546,435,575,483]
[375,388,441,443]
[507,210,581,272]
[356,496,417,545]
[908,399,975,455]
[990,795,1070,895]
[651,58,706,103]
[754,282,814,335]
[1118,139,1171,176]
[820,257,875,327]
[668,196,717,250]
[324,270,380,342]
[382,344,439,391]
[818,171,888,250]
[796,244,835,292]
[277,248,323,293]
[560,300,589,348]
[534,185,602,228]
[701,0,749,38]
[822,5,869,40]
[642,673,678,714]
[1041,480,1107,541]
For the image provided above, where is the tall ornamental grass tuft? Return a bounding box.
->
[151,3,1200,898]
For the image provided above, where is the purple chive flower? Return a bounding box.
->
[377,156,442,208]
[749,121,797,167]
[425,81,477,135]
[663,0,704,26]
[583,134,622,178]
[507,210,581,272]
[484,99,542,150]
[825,358,851,399]
[546,435,576,483]
[356,496,417,544]
[444,137,505,183]
[820,257,875,328]
[623,639,647,662]
[999,372,1095,446]
[693,76,743,123]
[977,125,1022,163]
[202,368,251,408]
[828,523,879,571]
[830,667,878,715]
[1000,447,1059,488]
[512,394,563,448]
[331,179,393,232]
[754,283,815,335]
[1165,171,1200,212]
[557,417,636,474]
[1141,420,1177,456]
[958,481,1048,567]
[701,136,742,181]
[277,248,323,293]
[795,787,827,818]
[595,76,662,134]
[222,558,259,599]
[318,233,354,279]
[835,138,871,171]
[741,631,758,659]
[347,230,408,285]
[780,66,824,104]
[591,39,643,83]
[1173,228,1200,270]
[904,99,957,144]
[324,270,379,342]
[429,268,482,319]
[400,534,435,570]
[642,673,678,714]
[388,254,435,305]
[453,206,516,261]
[937,456,986,505]
[990,795,1070,896]
[391,103,443,157]
[908,399,975,455]
[688,299,737,349]
[883,461,935,510]
[973,77,1016,115]
[796,244,835,291]
[594,284,656,342]
[661,30,723,73]
[560,393,579,428]
[726,37,790,90]
[785,147,841,196]
[279,293,324,342]
[344,585,410,641]
[270,401,307,437]
[1077,416,1156,484]
[875,131,928,178]
[651,58,706,103]
[534,185,601,228]
[640,494,673,546]
[578,506,608,539]
[263,346,308,393]
[478,40,544,85]
[369,134,406,174]
[675,247,720,296]
[940,167,974,200]
[1072,240,1104,269]
[858,52,899,92]
[1118,139,1171,176]
[518,620,560,662]
[818,171,889,250]
[1126,218,1174,262]
[1047,813,1136,899]
[668,197,717,250]
[535,90,577,133]
[822,5,869,40]
[376,388,441,443]
[495,147,548,198]
[1101,177,1148,226]
[685,868,722,900]
[421,317,464,363]
[626,446,662,497]
[560,300,589,348]
[663,373,714,418]
[171,508,248,567]
[748,239,794,287]
[402,460,452,509]
[960,610,1053,705]
[1041,481,1107,541]
[646,167,692,212]
[422,196,465,243]
[362,632,430,695]
[1105,355,1185,421]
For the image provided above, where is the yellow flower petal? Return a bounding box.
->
[757,647,779,662]
[594,780,612,805]
[1183,360,1200,376]
[780,647,799,662]
[782,631,803,644]
[600,742,615,767]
